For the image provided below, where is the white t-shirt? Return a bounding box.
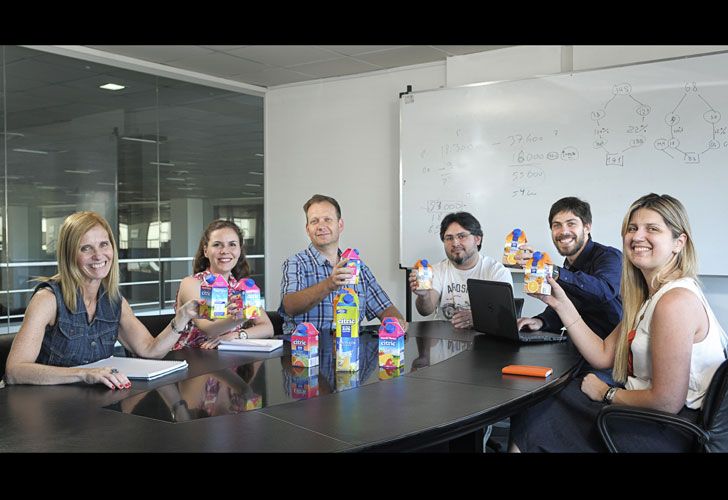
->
[430,254,513,319]
[626,277,728,409]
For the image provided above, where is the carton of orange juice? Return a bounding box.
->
[523,251,554,295]
[503,228,527,267]
[414,259,433,290]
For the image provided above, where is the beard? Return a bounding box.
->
[448,246,477,266]
[555,232,587,257]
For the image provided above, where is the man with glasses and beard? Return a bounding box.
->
[409,212,512,329]
[515,197,623,341]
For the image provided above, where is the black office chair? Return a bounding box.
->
[138,313,175,337]
[597,358,728,452]
[266,310,284,336]
[0,332,17,380]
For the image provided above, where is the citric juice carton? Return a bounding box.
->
[414,259,433,289]
[244,394,262,411]
[503,228,527,267]
[524,251,554,295]
[335,371,359,391]
[199,274,229,319]
[378,317,405,369]
[340,248,361,285]
[291,322,319,368]
[378,365,405,380]
[334,289,359,372]
[240,278,262,319]
[290,365,319,400]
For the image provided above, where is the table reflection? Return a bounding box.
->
[108,332,470,423]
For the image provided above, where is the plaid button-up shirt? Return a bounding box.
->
[278,244,393,334]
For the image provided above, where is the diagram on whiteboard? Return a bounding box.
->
[591,82,651,167]
[653,82,723,164]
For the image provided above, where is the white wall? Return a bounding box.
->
[265,63,446,320]
[265,46,728,327]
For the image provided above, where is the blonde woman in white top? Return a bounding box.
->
[510,193,727,452]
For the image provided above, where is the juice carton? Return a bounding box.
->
[414,259,433,290]
[244,394,263,411]
[291,322,319,368]
[378,365,405,380]
[199,274,230,319]
[240,278,262,320]
[340,248,361,285]
[229,279,244,314]
[290,364,319,400]
[335,371,360,392]
[333,289,359,372]
[378,318,405,369]
[503,228,527,267]
[523,251,554,295]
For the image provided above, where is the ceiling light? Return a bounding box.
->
[241,192,258,196]
[249,171,263,175]
[13,148,48,155]
[150,161,175,167]
[100,83,125,91]
[96,182,115,186]
[64,169,93,174]
[165,177,186,181]
[245,183,261,187]
[254,153,264,157]
[121,136,158,144]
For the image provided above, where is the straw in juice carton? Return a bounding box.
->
[378,317,405,368]
[290,365,319,400]
[414,259,433,290]
[200,274,229,319]
[340,248,361,285]
[503,228,527,267]
[240,278,261,319]
[334,289,359,372]
[292,322,319,368]
[523,251,554,295]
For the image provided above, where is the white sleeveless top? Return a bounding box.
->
[626,277,727,409]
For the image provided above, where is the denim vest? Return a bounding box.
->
[35,281,122,367]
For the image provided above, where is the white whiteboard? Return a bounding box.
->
[400,51,728,276]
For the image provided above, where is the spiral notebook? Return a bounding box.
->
[74,356,188,380]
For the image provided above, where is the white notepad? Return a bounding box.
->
[218,339,283,352]
[74,356,188,380]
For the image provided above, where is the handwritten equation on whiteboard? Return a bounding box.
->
[424,199,467,234]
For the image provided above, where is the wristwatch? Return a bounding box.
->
[552,265,560,281]
[238,329,248,340]
[170,317,188,335]
[602,386,618,404]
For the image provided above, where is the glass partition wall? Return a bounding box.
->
[0,46,264,333]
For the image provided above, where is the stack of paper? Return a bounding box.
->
[218,339,283,352]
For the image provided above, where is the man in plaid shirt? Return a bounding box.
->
[279,194,407,335]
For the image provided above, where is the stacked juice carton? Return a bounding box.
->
[334,288,359,372]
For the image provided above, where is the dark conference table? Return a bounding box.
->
[0,321,581,452]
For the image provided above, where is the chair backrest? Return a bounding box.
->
[137,313,175,337]
[700,358,728,452]
[514,298,525,318]
[266,310,284,336]
[0,333,17,379]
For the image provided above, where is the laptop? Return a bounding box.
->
[467,279,567,343]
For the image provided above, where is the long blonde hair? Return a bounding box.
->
[613,194,698,383]
[44,211,121,313]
